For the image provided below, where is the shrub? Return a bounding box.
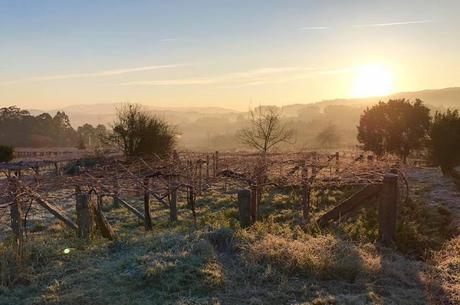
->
[430,109,460,175]
[110,103,177,157]
[357,99,430,162]
[0,145,14,163]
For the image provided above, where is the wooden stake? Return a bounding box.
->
[206,155,210,182]
[144,178,153,230]
[76,190,93,238]
[198,161,202,195]
[238,189,251,228]
[170,180,178,221]
[10,178,24,262]
[301,161,309,223]
[189,186,197,224]
[93,195,116,240]
[379,174,398,246]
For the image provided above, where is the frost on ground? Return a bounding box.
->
[406,166,460,229]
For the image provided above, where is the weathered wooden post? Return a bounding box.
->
[76,189,93,238]
[214,151,219,177]
[93,195,116,240]
[169,180,178,221]
[206,154,210,182]
[335,152,340,173]
[301,161,309,223]
[188,186,197,224]
[238,189,252,228]
[379,173,398,245]
[198,160,202,195]
[9,178,24,262]
[54,162,60,176]
[143,177,153,230]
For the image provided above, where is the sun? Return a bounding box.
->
[351,65,394,98]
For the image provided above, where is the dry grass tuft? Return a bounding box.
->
[243,233,379,281]
[431,235,460,304]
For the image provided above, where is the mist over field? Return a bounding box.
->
[21,87,460,151]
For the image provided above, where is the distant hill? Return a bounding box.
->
[282,87,460,116]
[26,87,460,126]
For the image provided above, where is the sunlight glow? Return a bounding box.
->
[351,65,394,98]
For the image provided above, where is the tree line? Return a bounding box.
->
[1,101,459,175]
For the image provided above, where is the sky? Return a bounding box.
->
[1,0,459,110]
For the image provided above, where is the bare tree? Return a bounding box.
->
[237,106,294,153]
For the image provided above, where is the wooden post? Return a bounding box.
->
[214,151,219,176]
[169,180,178,221]
[189,186,197,224]
[238,189,251,228]
[206,155,210,182]
[10,178,24,262]
[198,160,202,195]
[54,162,60,176]
[335,152,340,173]
[93,195,116,240]
[379,174,398,245]
[76,191,93,238]
[144,177,153,231]
[301,161,309,223]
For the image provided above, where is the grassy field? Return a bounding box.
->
[1,169,459,305]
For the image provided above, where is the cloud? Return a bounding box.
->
[0,64,188,85]
[299,20,433,32]
[299,26,329,31]
[118,66,352,87]
[352,20,433,28]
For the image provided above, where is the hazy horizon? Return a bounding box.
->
[1,0,460,110]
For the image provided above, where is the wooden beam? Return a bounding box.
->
[26,187,78,231]
[318,184,382,226]
[118,198,145,221]
[85,172,145,221]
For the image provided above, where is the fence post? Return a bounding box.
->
[54,162,61,176]
[76,190,93,238]
[301,161,309,223]
[379,173,398,245]
[198,160,202,195]
[188,186,197,224]
[9,178,24,262]
[94,195,116,240]
[206,155,210,182]
[335,152,340,173]
[169,180,178,221]
[144,177,153,230]
[214,151,219,176]
[238,189,251,228]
